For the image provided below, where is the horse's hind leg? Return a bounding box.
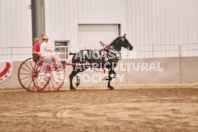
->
[107,70,116,90]
[69,70,78,91]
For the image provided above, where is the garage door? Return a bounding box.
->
[78,24,119,49]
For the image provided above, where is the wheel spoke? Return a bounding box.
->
[20,73,31,75]
[47,81,50,91]
[29,60,34,69]
[24,61,32,71]
[23,77,32,86]
[27,80,33,90]
[49,79,56,90]
[52,72,64,81]
[51,76,61,86]
[21,67,32,73]
[20,75,32,80]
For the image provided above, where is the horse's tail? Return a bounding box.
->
[69,52,76,55]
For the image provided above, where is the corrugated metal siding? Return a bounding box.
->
[0,0,197,47]
[45,0,77,46]
[0,0,32,47]
[45,0,198,48]
[126,0,198,45]
[78,0,126,24]
[0,0,197,60]
[0,0,32,61]
[44,0,126,47]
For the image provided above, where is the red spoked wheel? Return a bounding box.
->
[18,58,38,91]
[33,58,65,92]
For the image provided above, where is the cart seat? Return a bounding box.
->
[32,53,40,63]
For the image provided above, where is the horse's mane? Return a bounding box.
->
[110,37,120,46]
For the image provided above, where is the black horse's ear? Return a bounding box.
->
[100,41,106,47]
[123,34,126,37]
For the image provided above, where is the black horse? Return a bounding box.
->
[69,34,133,91]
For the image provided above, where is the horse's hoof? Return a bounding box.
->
[75,82,80,87]
[108,86,114,90]
[70,88,76,91]
[103,77,109,81]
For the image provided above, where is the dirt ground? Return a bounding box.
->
[0,84,198,132]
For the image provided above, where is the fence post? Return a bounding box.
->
[64,47,66,60]
[10,48,12,60]
[152,45,154,57]
[178,45,182,83]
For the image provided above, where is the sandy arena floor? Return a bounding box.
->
[0,85,198,132]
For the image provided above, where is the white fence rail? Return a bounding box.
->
[0,44,198,61]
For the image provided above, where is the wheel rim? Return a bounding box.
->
[18,58,37,91]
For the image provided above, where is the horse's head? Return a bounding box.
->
[100,34,133,52]
[109,34,133,51]
[119,34,133,50]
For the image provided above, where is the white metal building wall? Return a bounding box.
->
[0,0,32,47]
[126,0,198,44]
[44,0,126,48]
[45,0,198,47]
[0,0,197,59]
[0,0,32,61]
[126,0,198,58]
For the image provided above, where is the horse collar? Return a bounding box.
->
[104,45,111,50]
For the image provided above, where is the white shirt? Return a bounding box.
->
[40,41,49,57]
[40,41,56,57]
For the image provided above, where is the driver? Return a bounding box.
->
[40,35,55,57]
[40,35,60,70]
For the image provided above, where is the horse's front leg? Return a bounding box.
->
[107,70,116,90]
[75,75,80,87]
